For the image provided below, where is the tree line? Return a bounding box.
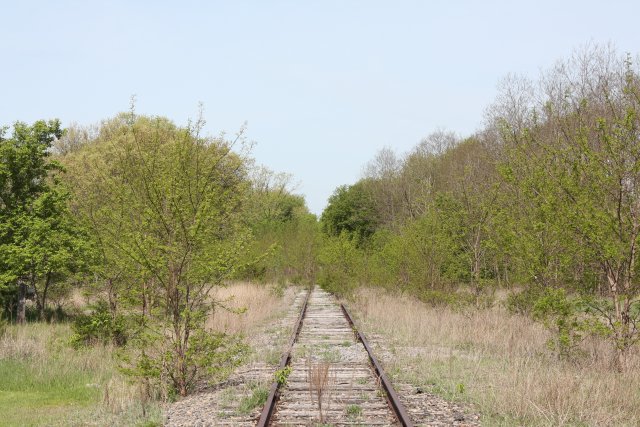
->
[0,110,315,398]
[317,45,640,371]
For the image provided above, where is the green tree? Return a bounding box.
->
[0,120,86,322]
[64,113,250,395]
[496,46,640,370]
[321,182,378,245]
[317,232,363,297]
[238,166,320,284]
[437,137,502,297]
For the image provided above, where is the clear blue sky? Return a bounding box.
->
[2,1,639,215]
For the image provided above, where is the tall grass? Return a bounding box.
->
[0,282,294,426]
[207,281,296,334]
[350,288,640,426]
[0,323,161,426]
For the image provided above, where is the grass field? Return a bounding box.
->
[350,287,640,427]
[0,282,292,426]
[0,322,162,427]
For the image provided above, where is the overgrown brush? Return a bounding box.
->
[352,287,640,426]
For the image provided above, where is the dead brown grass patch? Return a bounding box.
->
[307,360,335,423]
[350,287,640,426]
[207,282,295,335]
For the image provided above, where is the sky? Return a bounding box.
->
[2,1,640,215]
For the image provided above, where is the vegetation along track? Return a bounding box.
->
[257,286,413,426]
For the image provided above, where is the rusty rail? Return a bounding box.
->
[256,287,311,427]
[341,303,415,427]
[257,287,414,427]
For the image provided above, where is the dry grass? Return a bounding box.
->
[350,287,640,426]
[0,281,296,426]
[207,281,296,335]
[307,361,335,423]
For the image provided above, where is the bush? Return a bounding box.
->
[418,289,475,308]
[71,300,127,347]
[317,233,362,298]
[118,328,249,398]
[505,285,546,315]
[532,288,585,359]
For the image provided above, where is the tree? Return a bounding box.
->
[239,166,320,284]
[321,182,378,245]
[441,137,502,297]
[496,45,640,370]
[361,147,406,226]
[0,120,86,322]
[246,165,304,226]
[64,113,250,395]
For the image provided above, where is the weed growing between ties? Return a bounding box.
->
[351,288,640,426]
[307,361,336,423]
[346,403,363,419]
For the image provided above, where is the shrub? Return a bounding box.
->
[317,233,362,298]
[532,288,585,359]
[418,289,475,308]
[71,300,127,347]
[505,285,546,315]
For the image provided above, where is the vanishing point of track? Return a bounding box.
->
[257,286,413,426]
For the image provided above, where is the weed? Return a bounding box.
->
[0,323,162,426]
[270,280,287,298]
[319,348,341,363]
[218,387,236,408]
[207,282,294,335]
[274,366,292,386]
[352,287,640,426]
[264,348,281,365]
[307,361,336,423]
[345,403,362,418]
[237,386,269,415]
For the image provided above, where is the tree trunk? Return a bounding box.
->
[606,265,631,372]
[472,229,482,304]
[39,270,52,321]
[168,263,190,397]
[17,279,27,324]
[107,278,118,317]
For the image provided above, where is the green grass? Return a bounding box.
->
[345,403,362,418]
[0,323,162,426]
[237,385,269,415]
[0,357,100,400]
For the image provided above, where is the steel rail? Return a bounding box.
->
[256,286,312,427]
[341,303,415,427]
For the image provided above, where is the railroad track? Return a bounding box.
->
[257,286,413,426]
